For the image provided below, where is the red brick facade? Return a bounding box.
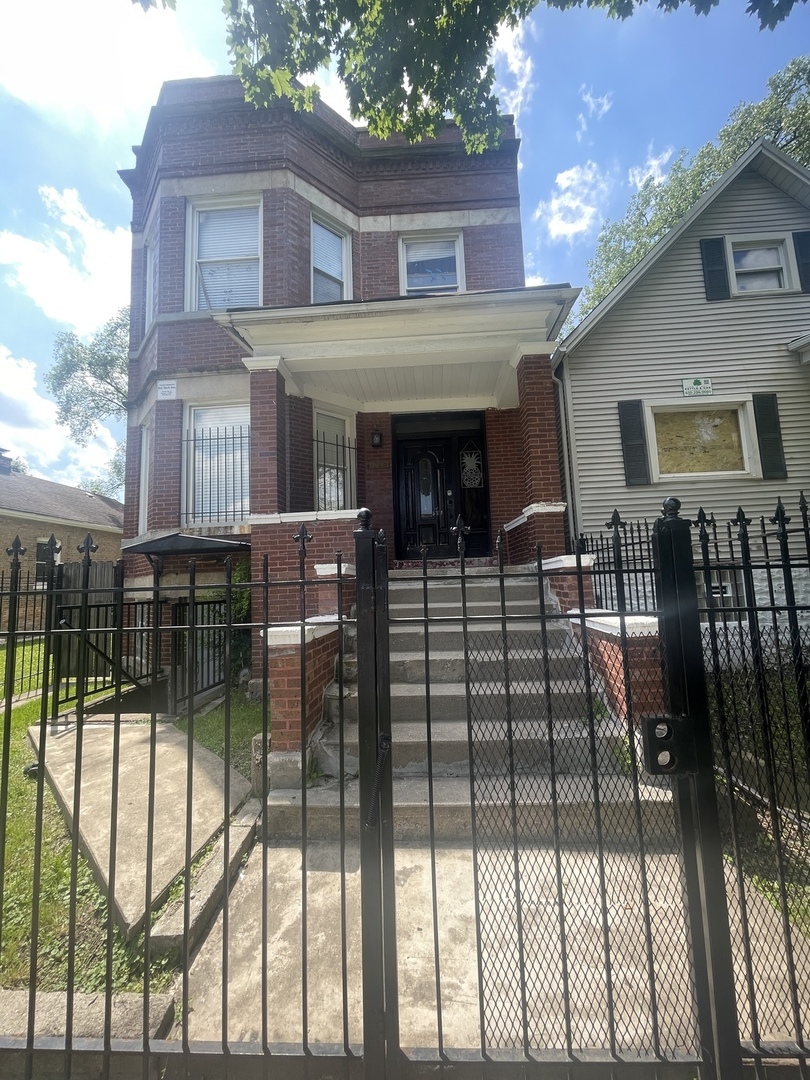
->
[121,75,569,571]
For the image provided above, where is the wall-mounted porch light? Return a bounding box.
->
[370,428,383,448]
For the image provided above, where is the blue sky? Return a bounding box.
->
[0,0,808,488]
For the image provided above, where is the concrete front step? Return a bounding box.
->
[266,774,675,843]
[389,583,545,609]
[316,718,626,777]
[326,680,592,725]
[388,621,571,652]
[340,646,585,685]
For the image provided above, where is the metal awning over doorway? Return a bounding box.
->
[122,533,251,557]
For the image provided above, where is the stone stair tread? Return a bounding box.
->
[388,620,569,633]
[369,647,577,662]
[269,773,671,810]
[321,718,622,742]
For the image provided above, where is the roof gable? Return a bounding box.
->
[559,139,810,356]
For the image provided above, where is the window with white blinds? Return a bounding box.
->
[187,404,251,522]
[312,219,348,303]
[193,204,261,311]
[401,235,462,294]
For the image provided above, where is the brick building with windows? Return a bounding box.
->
[119,75,578,583]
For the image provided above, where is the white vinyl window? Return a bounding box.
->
[312,218,350,303]
[186,404,251,522]
[315,409,355,510]
[726,233,799,295]
[188,200,261,311]
[646,400,757,480]
[400,234,464,295]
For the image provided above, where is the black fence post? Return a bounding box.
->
[653,497,742,1080]
[354,508,388,1079]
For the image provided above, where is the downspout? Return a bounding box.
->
[551,350,577,545]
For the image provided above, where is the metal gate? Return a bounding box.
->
[1,500,809,1078]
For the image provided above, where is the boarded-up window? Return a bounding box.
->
[654,409,744,474]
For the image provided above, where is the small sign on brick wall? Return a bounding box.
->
[682,377,712,397]
[157,380,177,400]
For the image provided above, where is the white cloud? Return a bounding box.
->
[534,162,613,243]
[576,85,613,144]
[628,144,675,189]
[0,347,118,489]
[525,274,547,286]
[0,0,217,136]
[0,187,130,336]
[492,21,535,125]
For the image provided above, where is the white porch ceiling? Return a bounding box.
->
[214,286,579,411]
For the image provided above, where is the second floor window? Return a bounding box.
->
[400,234,464,295]
[191,202,261,311]
[312,219,349,303]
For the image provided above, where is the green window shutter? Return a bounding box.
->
[618,400,650,486]
[753,393,787,481]
[793,231,810,293]
[700,237,730,301]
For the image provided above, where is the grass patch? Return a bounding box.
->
[0,698,178,992]
[175,696,263,780]
[0,638,47,698]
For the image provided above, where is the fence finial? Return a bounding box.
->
[356,508,372,531]
[606,509,625,531]
[6,536,25,564]
[770,497,790,533]
[661,497,681,519]
[292,522,313,558]
[77,533,98,560]
[451,515,470,558]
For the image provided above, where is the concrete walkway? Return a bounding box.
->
[23,716,810,1061]
[29,718,251,939]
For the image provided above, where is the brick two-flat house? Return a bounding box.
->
[119,76,579,589]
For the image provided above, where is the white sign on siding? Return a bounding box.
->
[682,378,713,397]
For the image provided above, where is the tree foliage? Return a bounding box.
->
[132,0,808,152]
[46,307,130,498]
[578,56,810,321]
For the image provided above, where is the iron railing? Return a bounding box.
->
[315,430,356,511]
[183,424,250,524]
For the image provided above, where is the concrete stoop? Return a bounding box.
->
[309,570,651,843]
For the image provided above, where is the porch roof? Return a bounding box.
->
[213,285,579,411]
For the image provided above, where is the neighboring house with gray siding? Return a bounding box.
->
[555,139,810,536]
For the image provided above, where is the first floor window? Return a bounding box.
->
[191,202,261,311]
[654,408,745,475]
[618,393,787,486]
[315,411,355,510]
[400,234,463,295]
[188,405,250,522]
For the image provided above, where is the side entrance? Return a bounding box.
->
[393,412,489,559]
